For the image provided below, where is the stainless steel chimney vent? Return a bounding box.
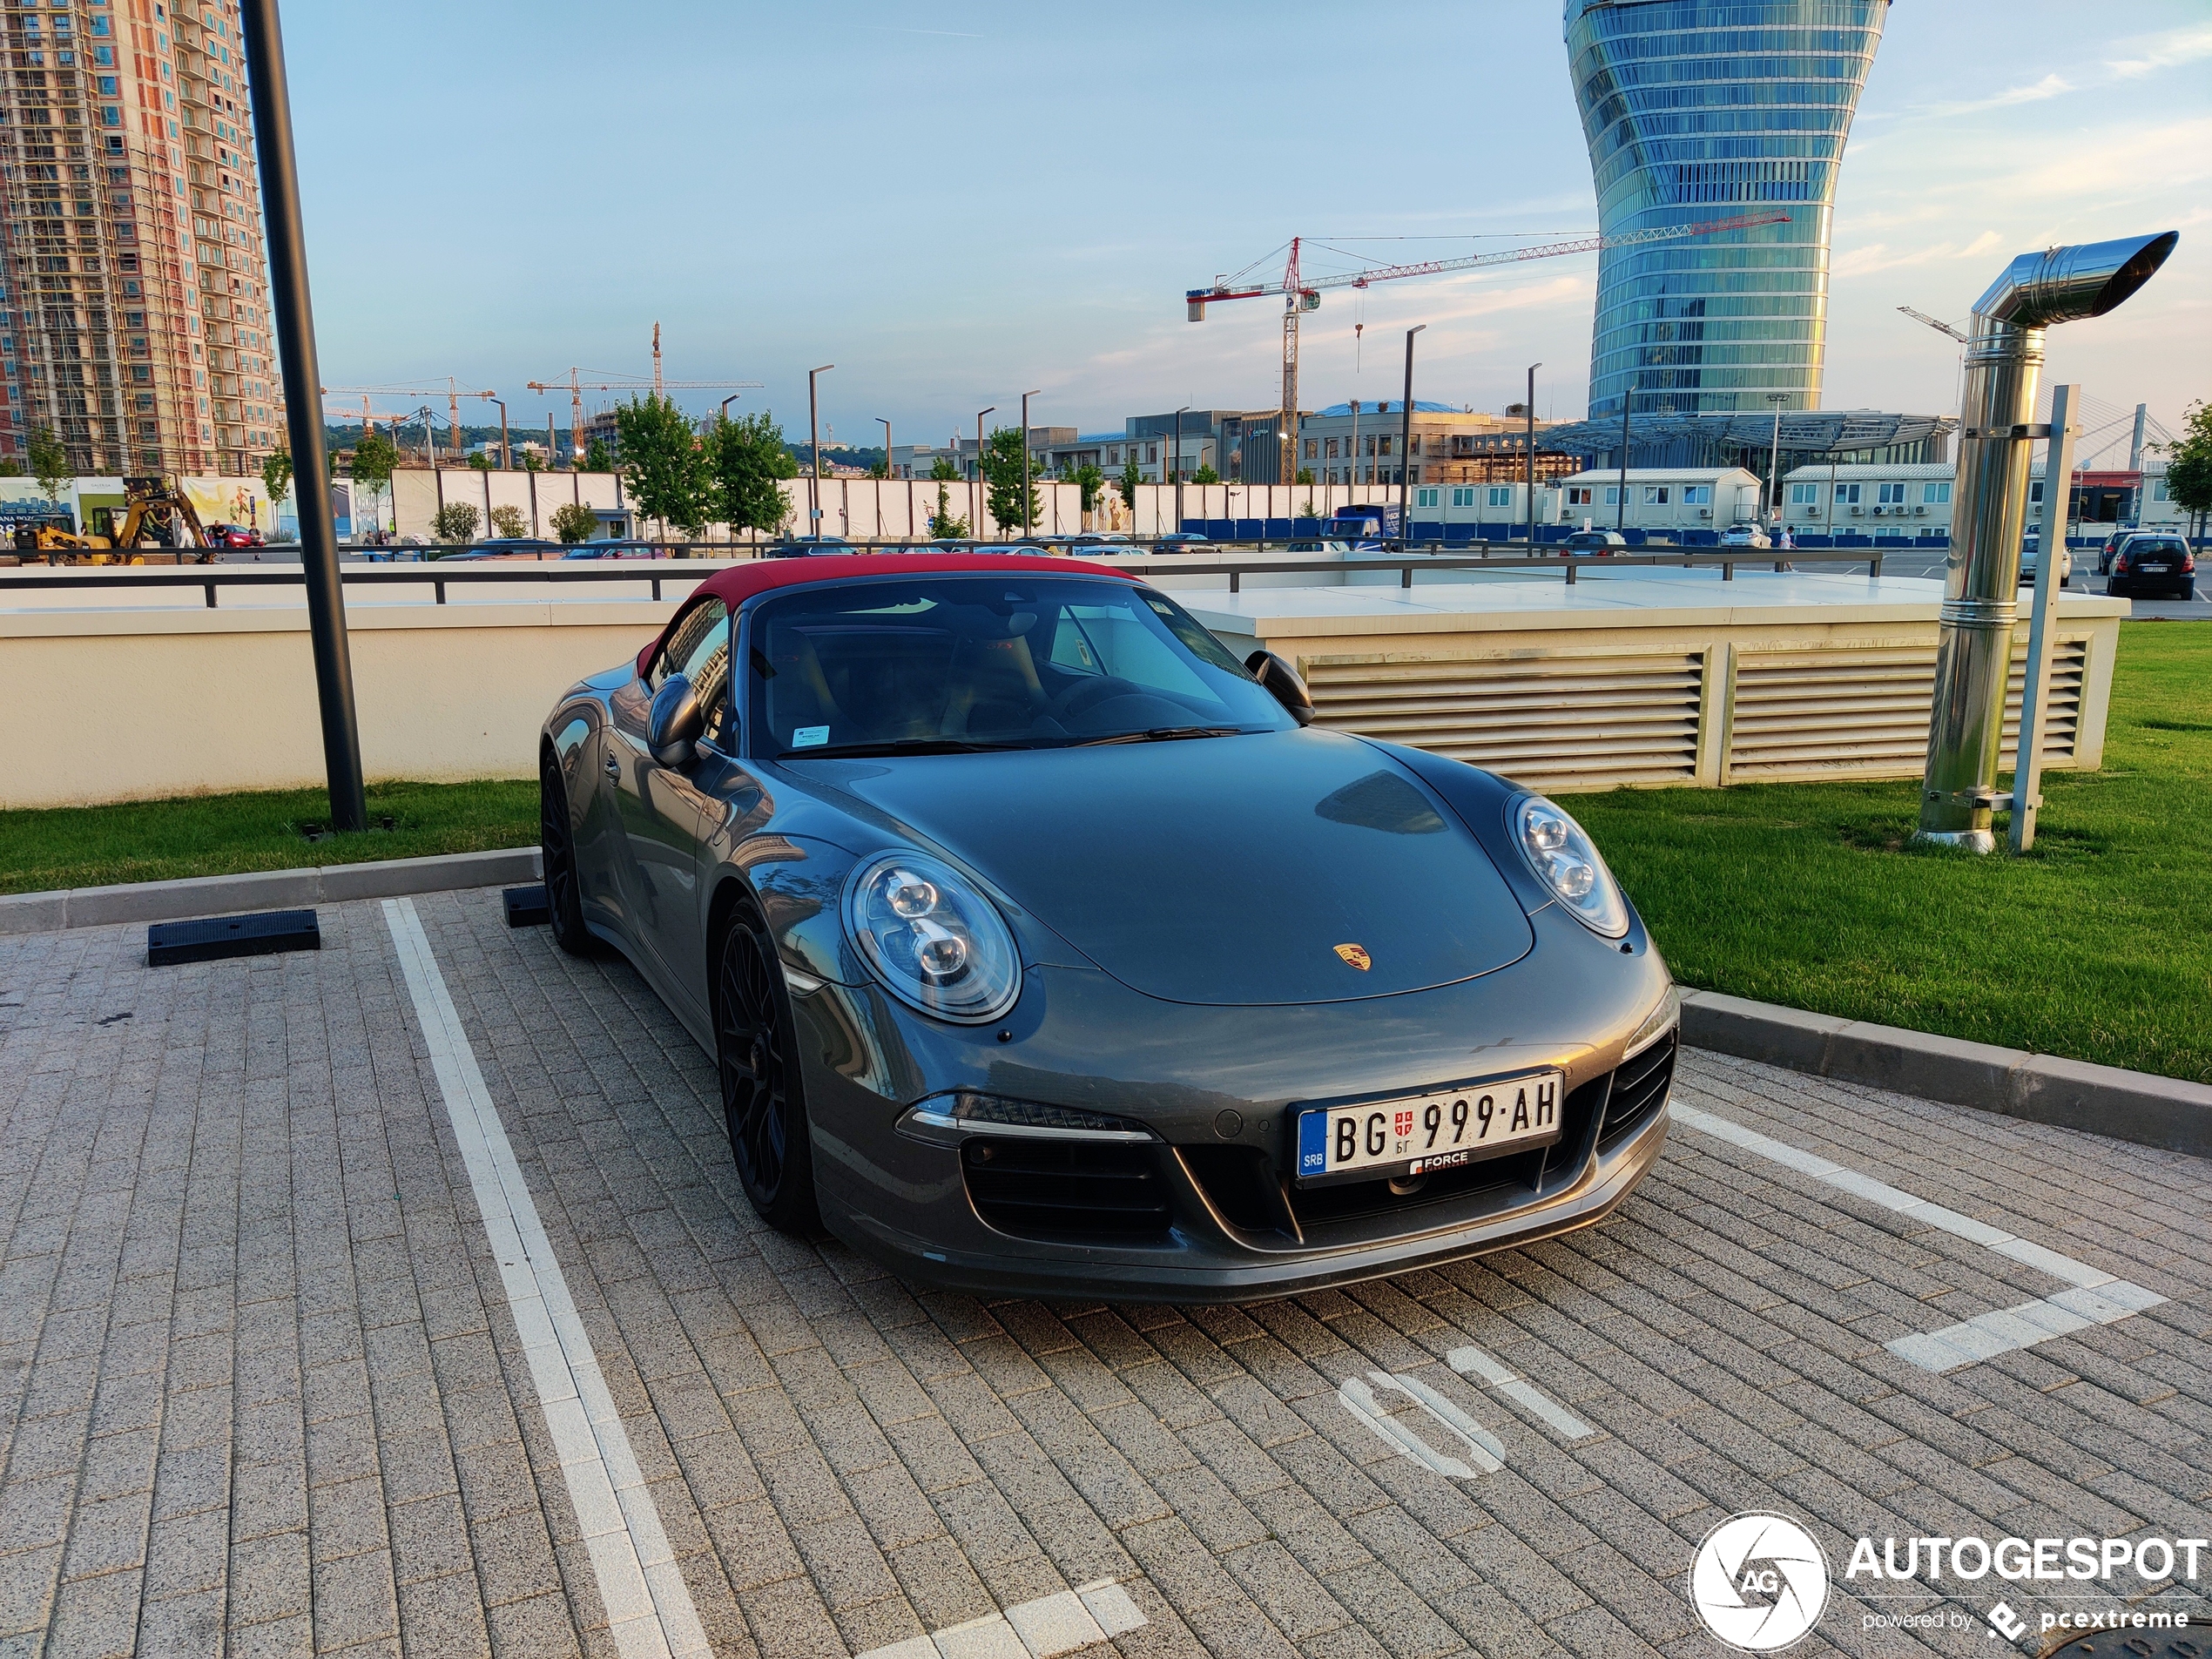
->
[1916,230,2177,850]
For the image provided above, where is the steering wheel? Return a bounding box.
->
[1047,675,1149,724]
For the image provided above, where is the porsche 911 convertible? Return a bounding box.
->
[538,553,1676,1300]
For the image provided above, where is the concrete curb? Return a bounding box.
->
[1680,988,2212,1160]
[0,846,542,936]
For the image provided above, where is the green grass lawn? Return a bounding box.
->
[0,778,537,898]
[1575,621,2212,1083]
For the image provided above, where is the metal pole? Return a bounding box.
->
[974,408,992,538]
[1525,361,1541,548]
[2011,383,2076,854]
[1615,397,1630,532]
[1399,326,1423,544]
[807,365,833,536]
[877,417,891,482]
[1765,392,1787,526]
[1021,390,1040,537]
[494,396,509,470]
[1174,407,1188,534]
[239,0,365,833]
[1349,398,1360,492]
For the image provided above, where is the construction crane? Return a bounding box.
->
[1186,212,1791,472]
[1897,306,1969,343]
[322,380,491,461]
[526,366,764,462]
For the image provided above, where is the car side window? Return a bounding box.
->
[651,598,733,750]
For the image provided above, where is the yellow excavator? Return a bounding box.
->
[10,475,219,564]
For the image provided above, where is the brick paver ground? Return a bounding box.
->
[1,887,2206,1658]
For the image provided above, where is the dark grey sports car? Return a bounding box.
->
[538,553,1676,1301]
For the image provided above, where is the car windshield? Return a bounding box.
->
[748,576,1294,757]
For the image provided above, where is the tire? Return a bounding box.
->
[715,907,819,1232]
[539,749,600,958]
[2184,581,2198,602]
[2105,579,2126,597]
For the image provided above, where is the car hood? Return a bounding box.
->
[804,728,1534,1006]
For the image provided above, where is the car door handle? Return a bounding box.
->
[604,753,621,780]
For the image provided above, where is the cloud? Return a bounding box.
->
[1914,71,2071,119]
[2107,23,2212,78]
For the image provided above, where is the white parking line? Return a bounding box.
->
[383,899,711,1659]
[1670,1103,2166,1373]
[1447,1344,1595,1439]
[1339,1372,1507,1479]
[854,1580,1146,1659]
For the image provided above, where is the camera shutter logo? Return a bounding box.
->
[1689,1513,1830,1652]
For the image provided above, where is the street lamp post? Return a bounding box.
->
[482,394,509,470]
[877,417,892,482]
[719,392,743,423]
[1173,407,1189,536]
[974,408,994,537]
[1764,391,1789,525]
[1399,326,1424,545]
[1020,389,1040,540]
[1524,361,1541,549]
[807,365,833,538]
[240,0,364,833]
[1615,397,1631,532]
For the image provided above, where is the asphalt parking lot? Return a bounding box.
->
[3,888,2207,1659]
[1870,550,2209,618]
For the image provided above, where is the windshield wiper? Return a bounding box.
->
[779,738,1028,759]
[1068,725,1246,748]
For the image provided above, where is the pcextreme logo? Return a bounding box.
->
[1689,1514,1831,1652]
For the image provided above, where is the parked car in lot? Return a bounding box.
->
[1561,529,1628,555]
[1150,532,1212,552]
[562,540,659,560]
[1716,523,1770,550]
[459,537,563,560]
[1284,540,1352,556]
[2105,535,2195,599]
[536,553,1676,1298]
[767,536,855,558]
[2017,539,2073,586]
[2097,529,2143,577]
[1067,532,1133,548]
[205,522,263,550]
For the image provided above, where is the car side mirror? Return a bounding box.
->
[1244,650,1314,726]
[646,673,705,765]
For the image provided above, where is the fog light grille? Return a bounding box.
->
[1598,1030,1675,1152]
[962,1139,1169,1242]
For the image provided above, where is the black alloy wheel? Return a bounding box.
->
[717,909,819,1232]
[539,750,598,958]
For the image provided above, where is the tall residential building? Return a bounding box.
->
[1566,0,1889,420]
[0,0,280,475]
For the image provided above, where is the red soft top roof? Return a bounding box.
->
[636,551,1140,677]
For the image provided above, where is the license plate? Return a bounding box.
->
[1295,1070,1564,1187]
[2139,563,2170,573]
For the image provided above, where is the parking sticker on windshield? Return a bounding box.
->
[792,725,829,749]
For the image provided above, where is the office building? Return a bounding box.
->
[1567,0,1890,419]
[1298,401,1570,489]
[0,0,280,475]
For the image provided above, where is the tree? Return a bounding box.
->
[1295,467,1316,486]
[868,454,889,480]
[704,410,799,537]
[928,483,969,539]
[1505,401,1531,417]
[521,450,545,474]
[466,451,494,473]
[584,438,612,472]
[28,426,68,506]
[489,504,528,540]
[1117,460,1143,512]
[614,394,712,538]
[550,502,599,544]
[980,426,1037,534]
[929,455,961,482]
[430,502,479,547]
[2157,398,2212,543]
[348,432,398,537]
[1191,462,1219,486]
[1071,462,1104,516]
[261,448,293,515]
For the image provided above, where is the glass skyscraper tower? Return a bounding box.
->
[1567,0,1889,420]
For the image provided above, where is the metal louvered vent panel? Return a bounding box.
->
[1302,651,1705,791]
[1728,640,2086,781]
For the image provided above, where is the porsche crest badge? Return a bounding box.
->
[1333,943,1372,971]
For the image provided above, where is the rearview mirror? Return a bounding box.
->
[647,673,705,765]
[1244,650,1314,727]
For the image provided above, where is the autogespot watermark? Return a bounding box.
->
[1688,1516,2208,1652]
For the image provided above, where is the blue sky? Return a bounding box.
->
[287,2,2210,459]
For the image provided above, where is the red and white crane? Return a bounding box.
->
[1185,212,1791,468]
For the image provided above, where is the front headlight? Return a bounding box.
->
[1514,795,1630,938]
[844,852,1022,1023]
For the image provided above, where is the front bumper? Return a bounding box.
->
[792,905,1676,1303]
